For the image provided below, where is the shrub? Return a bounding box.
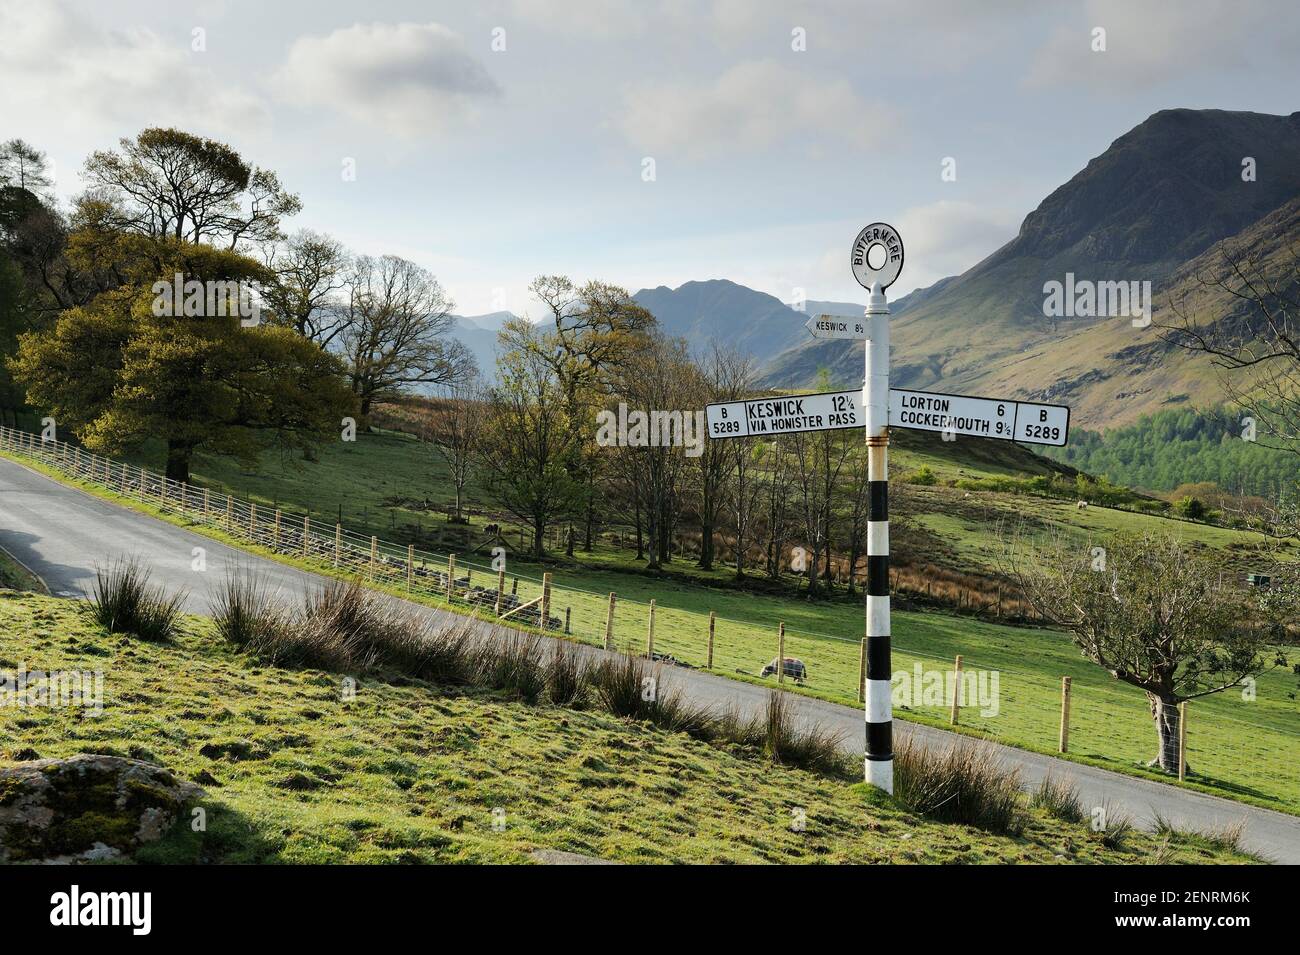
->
[90,557,184,642]
[905,466,938,486]
[893,737,1026,835]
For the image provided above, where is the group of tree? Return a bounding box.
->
[0,129,473,480]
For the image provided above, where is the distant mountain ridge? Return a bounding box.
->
[750,108,1300,427]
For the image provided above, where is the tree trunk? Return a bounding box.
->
[165,439,193,483]
[1147,694,1185,774]
[532,521,545,559]
[633,498,644,560]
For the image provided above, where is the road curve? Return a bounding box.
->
[2,453,1298,863]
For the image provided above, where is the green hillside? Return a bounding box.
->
[0,592,1257,864]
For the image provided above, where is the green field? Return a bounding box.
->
[0,592,1256,864]
[4,428,1298,817]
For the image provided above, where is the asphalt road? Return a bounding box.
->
[2,453,1298,863]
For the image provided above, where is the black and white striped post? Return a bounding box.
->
[852,223,903,794]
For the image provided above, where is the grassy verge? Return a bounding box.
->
[0,545,44,593]
[0,592,1260,864]
[4,444,1299,819]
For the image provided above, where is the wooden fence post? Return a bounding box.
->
[369,536,377,579]
[249,502,257,539]
[1178,701,1188,782]
[777,622,785,683]
[225,494,232,526]
[646,599,656,658]
[495,569,506,615]
[273,509,281,549]
[1059,677,1072,753]
[446,554,456,599]
[950,655,963,725]
[541,572,552,629]
[203,488,210,519]
[334,523,342,567]
[407,544,414,591]
[564,607,571,634]
[858,638,867,703]
[604,593,616,651]
[303,515,310,557]
[707,611,715,669]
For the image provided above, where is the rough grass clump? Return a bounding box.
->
[545,640,587,706]
[90,557,184,642]
[585,653,713,737]
[476,632,545,703]
[212,575,477,683]
[894,737,1026,836]
[1092,800,1134,850]
[1030,774,1085,824]
[212,572,290,651]
[758,691,853,778]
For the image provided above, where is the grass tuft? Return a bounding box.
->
[1030,774,1085,824]
[90,557,184,642]
[894,736,1026,836]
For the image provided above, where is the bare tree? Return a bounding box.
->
[1157,222,1300,457]
[1006,530,1283,773]
[340,254,473,418]
[693,344,751,569]
[263,230,352,347]
[427,372,486,522]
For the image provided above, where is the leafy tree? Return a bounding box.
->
[1008,531,1282,773]
[0,139,53,196]
[81,128,300,247]
[9,241,356,481]
[1175,495,1207,520]
[477,339,583,556]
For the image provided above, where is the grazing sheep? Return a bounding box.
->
[1076,500,1088,510]
[760,657,807,683]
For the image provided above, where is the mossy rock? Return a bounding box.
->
[0,754,205,863]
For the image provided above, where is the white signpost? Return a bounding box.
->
[700,220,1071,797]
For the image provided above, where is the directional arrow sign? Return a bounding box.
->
[706,390,861,438]
[805,313,871,341]
[706,387,1070,446]
[889,388,1070,446]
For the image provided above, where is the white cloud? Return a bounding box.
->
[619,60,899,158]
[1025,0,1300,89]
[271,22,500,136]
[0,0,269,145]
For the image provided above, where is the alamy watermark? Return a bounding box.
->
[1042,272,1151,328]
[595,403,705,458]
[1,667,104,716]
[892,663,1000,717]
[151,273,261,326]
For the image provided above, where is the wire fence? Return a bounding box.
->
[2,423,1297,812]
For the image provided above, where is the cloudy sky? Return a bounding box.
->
[3,0,1298,316]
